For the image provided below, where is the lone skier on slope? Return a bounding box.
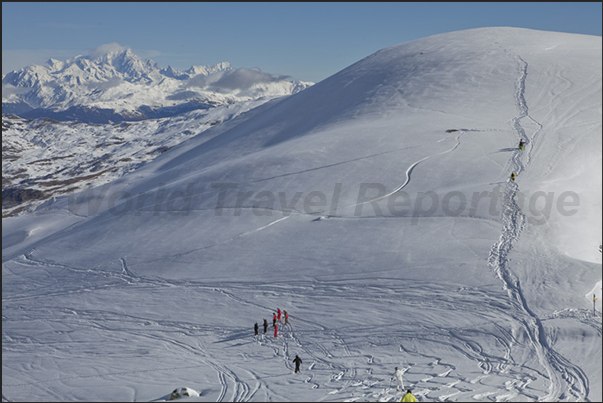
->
[391,367,405,391]
[293,355,302,373]
[401,389,417,402]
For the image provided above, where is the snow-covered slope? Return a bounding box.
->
[2,44,313,123]
[2,28,601,402]
[2,98,276,217]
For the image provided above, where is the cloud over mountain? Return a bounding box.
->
[87,42,130,60]
[208,67,293,91]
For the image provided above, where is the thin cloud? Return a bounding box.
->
[2,83,32,99]
[87,43,129,60]
[208,68,292,92]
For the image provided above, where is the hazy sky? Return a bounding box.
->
[2,2,602,82]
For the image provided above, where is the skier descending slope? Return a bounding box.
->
[391,366,405,391]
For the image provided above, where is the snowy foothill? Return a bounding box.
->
[1,98,277,217]
[2,28,602,402]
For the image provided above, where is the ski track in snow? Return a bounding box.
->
[486,49,589,402]
[9,235,590,402]
[4,253,558,402]
[348,129,466,209]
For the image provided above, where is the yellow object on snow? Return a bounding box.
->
[401,391,418,402]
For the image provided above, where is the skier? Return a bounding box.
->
[391,367,405,391]
[263,318,268,334]
[284,310,289,325]
[277,308,281,321]
[274,323,278,338]
[510,172,516,181]
[254,322,259,336]
[519,139,525,150]
[401,389,417,402]
[293,355,302,373]
[273,313,277,327]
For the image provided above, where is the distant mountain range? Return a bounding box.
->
[2,45,313,123]
[2,45,314,216]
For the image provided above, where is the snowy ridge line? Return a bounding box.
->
[487,50,589,402]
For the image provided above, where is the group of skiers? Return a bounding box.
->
[253,312,418,398]
[254,308,289,338]
[253,308,303,373]
[510,139,525,182]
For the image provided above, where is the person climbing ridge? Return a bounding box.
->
[510,172,517,181]
[519,139,525,150]
[293,354,302,373]
[401,389,417,402]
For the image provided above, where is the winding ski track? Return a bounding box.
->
[348,129,465,209]
[487,51,589,402]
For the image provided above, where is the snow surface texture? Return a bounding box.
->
[2,28,602,402]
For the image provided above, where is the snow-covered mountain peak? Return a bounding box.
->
[2,45,312,122]
[87,46,157,81]
[186,61,233,76]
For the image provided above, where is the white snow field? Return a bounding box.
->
[2,27,602,402]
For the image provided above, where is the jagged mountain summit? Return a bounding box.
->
[2,28,601,402]
[1,43,313,123]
